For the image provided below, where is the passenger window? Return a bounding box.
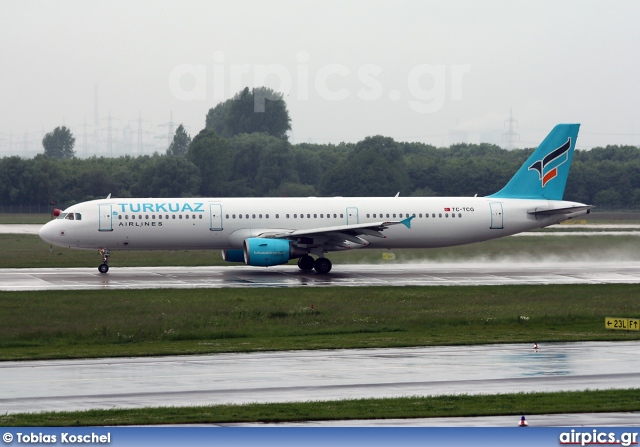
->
[198,215,202,219]
[301,214,304,218]
[132,215,136,220]
[179,215,183,219]
[307,214,310,218]
[232,214,236,219]
[294,214,297,218]
[439,213,442,218]
[245,214,249,219]
[165,215,169,219]
[226,214,229,219]
[386,214,390,218]
[238,214,242,219]
[158,215,162,220]
[340,214,343,218]
[333,214,337,218]
[145,215,149,220]
[265,214,269,218]
[458,213,462,218]
[252,214,256,219]
[172,215,176,219]
[393,214,396,218]
[276,214,279,218]
[125,215,129,220]
[259,214,263,218]
[313,214,317,218]
[320,214,323,218]
[432,213,436,218]
[286,214,290,218]
[445,213,449,218]
[118,215,122,220]
[452,213,455,218]
[152,215,155,219]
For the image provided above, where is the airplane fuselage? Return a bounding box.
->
[40,196,584,252]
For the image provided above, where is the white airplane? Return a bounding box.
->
[39,124,592,274]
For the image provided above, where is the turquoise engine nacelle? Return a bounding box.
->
[243,238,305,267]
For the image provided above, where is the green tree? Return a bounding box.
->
[205,87,291,139]
[256,136,298,194]
[187,128,233,196]
[320,135,408,196]
[205,101,232,136]
[42,126,75,159]
[0,156,30,203]
[134,155,200,197]
[166,124,191,157]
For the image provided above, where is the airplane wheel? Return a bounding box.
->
[98,263,109,274]
[314,257,332,274]
[297,255,314,271]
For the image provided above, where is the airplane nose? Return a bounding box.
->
[39,222,57,245]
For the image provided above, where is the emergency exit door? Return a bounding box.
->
[346,207,359,225]
[209,204,223,231]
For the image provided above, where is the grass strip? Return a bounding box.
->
[1,389,638,426]
[1,285,639,361]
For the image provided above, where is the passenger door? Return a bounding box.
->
[98,204,113,231]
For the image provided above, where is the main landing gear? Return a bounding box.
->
[297,255,332,274]
[98,248,110,274]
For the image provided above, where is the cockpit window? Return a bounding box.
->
[57,212,81,220]
[75,213,82,220]
[65,213,75,220]
[57,213,68,220]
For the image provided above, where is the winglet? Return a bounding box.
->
[400,216,414,229]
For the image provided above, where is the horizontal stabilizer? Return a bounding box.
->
[527,205,594,216]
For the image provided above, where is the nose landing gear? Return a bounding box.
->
[98,248,110,273]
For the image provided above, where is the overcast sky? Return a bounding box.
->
[0,0,638,156]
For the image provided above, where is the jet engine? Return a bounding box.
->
[243,238,307,267]
[221,249,245,263]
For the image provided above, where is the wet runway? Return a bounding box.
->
[1,341,638,415]
[3,225,639,425]
[225,412,640,427]
[3,261,640,290]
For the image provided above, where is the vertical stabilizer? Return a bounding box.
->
[488,124,580,200]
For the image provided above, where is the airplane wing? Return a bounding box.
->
[257,216,414,250]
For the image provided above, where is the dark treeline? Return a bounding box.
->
[2,87,639,210]
[1,137,639,210]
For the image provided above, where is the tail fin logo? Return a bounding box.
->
[528,138,571,187]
